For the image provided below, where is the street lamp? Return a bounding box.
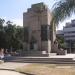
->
[70,40,71,53]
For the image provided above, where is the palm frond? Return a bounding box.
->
[51,0,75,26]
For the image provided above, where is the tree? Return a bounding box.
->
[4,21,23,51]
[51,0,75,26]
[0,18,23,51]
[0,18,6,48]
[15,26,24,49]
[5,21,16,50]
[56,35,65,48]
[0,18,5,29]
[50,0,75,44]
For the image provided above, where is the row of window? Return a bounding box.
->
[64,31,75,34]
[64,24,75,28]
[64,35,75,38]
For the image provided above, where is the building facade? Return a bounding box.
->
[57,20,75,53]
[63,20,75,53]
[23,3,56,56]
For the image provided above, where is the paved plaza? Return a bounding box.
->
[0,70,25,75]
[0,62,29,70]
[0,62,30,75]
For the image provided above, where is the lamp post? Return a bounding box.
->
[70,40,71,53]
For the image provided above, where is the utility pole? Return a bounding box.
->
[70,40,71,53]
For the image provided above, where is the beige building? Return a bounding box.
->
[23,3,56,56]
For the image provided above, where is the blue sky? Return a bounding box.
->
[0,0,75,30]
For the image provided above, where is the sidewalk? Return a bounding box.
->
[0,62,29,70]
[0,70,25,75]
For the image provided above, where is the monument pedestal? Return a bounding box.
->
[23,3,55,56]
[20,50,51,57]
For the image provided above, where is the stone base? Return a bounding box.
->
[20,50,50,57]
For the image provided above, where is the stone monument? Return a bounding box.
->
[23,2,56,56]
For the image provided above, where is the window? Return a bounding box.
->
[41,25,50,41]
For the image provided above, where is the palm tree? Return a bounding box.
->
[50,0,75,43]
[51,0,75,26]
[51,0,75,51]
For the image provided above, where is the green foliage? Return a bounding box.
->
[0,18,23,51]
[56,35,65,48]
[51,0,75,26]
[50,0,75,43]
